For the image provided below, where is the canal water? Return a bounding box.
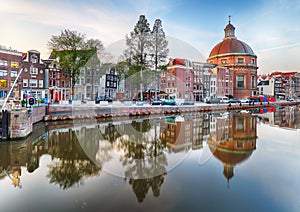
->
[0,106,299,212]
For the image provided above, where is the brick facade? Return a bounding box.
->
[207,20,258,98]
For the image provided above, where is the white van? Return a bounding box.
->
[217,96,229,103]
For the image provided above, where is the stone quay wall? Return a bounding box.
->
[44,101,299,122]
[8,106,46,139]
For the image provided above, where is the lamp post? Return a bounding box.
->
[30,63,32,97]
[140,64,143,102]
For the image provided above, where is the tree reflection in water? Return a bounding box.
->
[46,130,101,189]
[115,119,167,202]
[67,118,168,202]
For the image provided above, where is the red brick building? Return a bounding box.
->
[207,19,258,98]
[44,59,71,103]
[0,46,23,99]
[211,66,234,98]
[20,50,46,100]
[161,58,194,99]
[208,114,257,182]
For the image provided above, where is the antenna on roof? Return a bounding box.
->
[229,15,231,24]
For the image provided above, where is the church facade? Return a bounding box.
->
[207,18,258,98]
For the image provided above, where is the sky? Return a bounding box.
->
[1,0,300,74]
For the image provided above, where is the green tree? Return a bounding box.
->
[150,19,169,97]
[123,16,169,99]
[48,29,103,99]
[124,15,151,68]
[124,15,151,100]
[150,19,169,71]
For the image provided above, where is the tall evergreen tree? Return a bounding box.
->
[124,15,152,100]
[124,15,151,70]
[150,19,169,71]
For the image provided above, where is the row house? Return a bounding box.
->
[74,67,101,101]
[43,59,71,103]
[163,58,235,102]
[1,46,123,103]
[0,46,23,99]
[192,62,216,101]
[257,76,276,97]
[162,58,194,99]
[20,50,46,100]
[0,47,52,102]
[296,73,300,98]
[258,71,300,99]
[210,66,234,98]
[74,65,120,101]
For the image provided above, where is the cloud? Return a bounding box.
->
[256,42,300,52]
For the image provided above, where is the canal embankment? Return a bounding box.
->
[44,101,299,122]
[1,100,299,140]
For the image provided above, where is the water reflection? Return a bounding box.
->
[46,130,101,189]
[0,106,299,203]
[208,112,257,184]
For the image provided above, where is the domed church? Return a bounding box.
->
[207,17,258,98]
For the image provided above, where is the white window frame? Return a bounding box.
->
[23,79,28,87]
[31,67,38,74]
[39,80,43,88]
[30,79,38,88]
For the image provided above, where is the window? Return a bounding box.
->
[221,59,227,64]
[186,83,190,87]
[0,70,8,77]
[237,75,244,88]
[23,79,28,88]
[11,70,18,78]
[236,117,244,130]
[39,80,43,88]
[237,58,244,63]
[94,85,99,93]
[31,55,38,63]
[30,67,38,74]
[251,75,256,88]
[0,80,8,88]
[0,60,8,66]
[30,79,38,87]
[62,81,65,87]
[237,142,243,148]
[251,58,255,64]
[86,85,91,98]
[11,61,19,69]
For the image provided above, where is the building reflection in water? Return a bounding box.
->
[208,112,257,185]
[0,106,299,201]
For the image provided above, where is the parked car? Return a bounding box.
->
[206,98,220,104]
[150,98,162,105]
[181,100,194,105]
[240,98,250,103]
[217,96,229,103]
[286,97,294,101]
[228,98,241,103]
[95,96,113,103]
[162,98,176,105]
[248,96,260,102]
